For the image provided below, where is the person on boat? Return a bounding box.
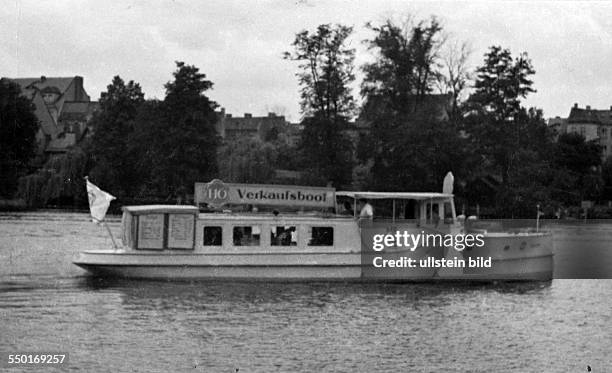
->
[341,200,354,216]
[358,198,373,219]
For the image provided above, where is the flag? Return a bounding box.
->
[86,178,116,222]
[442,171,454,194]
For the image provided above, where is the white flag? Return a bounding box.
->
[86,179,116,222]
[442,171,454,194]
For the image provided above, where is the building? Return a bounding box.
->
[344,93,454,145]
[547,116,567,140]
[549,103,612,159]
[5,76,98,156]
[215,109,291,142]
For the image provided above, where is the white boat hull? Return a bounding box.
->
[74,232,553,281]
[456,232,554,281]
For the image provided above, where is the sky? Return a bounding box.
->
[2,0,612,122]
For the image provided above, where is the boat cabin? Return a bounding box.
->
[120,180,458,252]
[121,205,361,253]
[121,205,199,251]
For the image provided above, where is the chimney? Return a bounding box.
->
[244,113,252,118]
[40,75,46,82]
[268,112,276,117]
[573,103,578,109]
[73,76,84,101]
[586,105,591,110]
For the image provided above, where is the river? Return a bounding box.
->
[1,212,611,372]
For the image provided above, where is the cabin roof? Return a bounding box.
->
[197,212,355,221]
[336,191,454,200]
[122,205,199,214]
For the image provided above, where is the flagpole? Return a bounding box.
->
[103,220,119,251]
[93,216,119,250]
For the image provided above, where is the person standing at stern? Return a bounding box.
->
[358,198,374,219]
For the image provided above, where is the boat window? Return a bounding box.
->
[271,226,297,246]
[308,227,333,246]
[203,226,222,246]
[233,226,260,246]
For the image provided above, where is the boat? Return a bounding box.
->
[73,177,554,281]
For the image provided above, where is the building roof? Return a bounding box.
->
[217,111,289,140]
[568,106,612,126]
[30,93,59,137]
[58,101,99,121]
[10,76,78,100]
[223,114,286,131]
[6,76,95,153]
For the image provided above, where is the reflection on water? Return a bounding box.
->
[1,212,612,372]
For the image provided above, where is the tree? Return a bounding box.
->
[17,147,89,207]
[358,17,467,191]
[134,62,220,199]
[361,17,444,114]
[437,39,472,119]
[284,24,355,188]
[465,46,537,185]
[218,137,277,183]
[88,76,145,197]
[0,79,39,197]
[284,24,356,119]
[553,133,601,175]
[552,132,602,202]
[601,156,612,201]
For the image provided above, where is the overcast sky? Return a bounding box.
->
[2,0,611,122]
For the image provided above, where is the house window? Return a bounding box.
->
[233,226,260,246]
[308,227,334,246]
[271,226,297,246]
[601,128,607,137]
[580,126,586,136]
[203,226,222,246]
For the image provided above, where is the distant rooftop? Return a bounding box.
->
[568,103,612,125]
[9,76,90,101]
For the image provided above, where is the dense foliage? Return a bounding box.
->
[132,62,220,200]
[0,79,39,197]
[88,76,145,198]
[357,17,467,192]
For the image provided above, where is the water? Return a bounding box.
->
[1,212,611,372]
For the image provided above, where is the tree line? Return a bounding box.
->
[283,18,610,217]
[1,16,611,217]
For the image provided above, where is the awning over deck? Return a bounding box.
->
[335,191,454,200]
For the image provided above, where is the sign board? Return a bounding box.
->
[167,214,194,249]
[195,179,335,208]
[137,214,164,249]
